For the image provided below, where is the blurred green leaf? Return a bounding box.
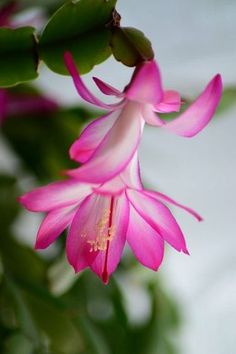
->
[111,27,154,67]
[24,289,83,354]
[2,332,34,354]
[0,175,20,230]
[2,105,95,181]
[0,236,46,285]
[0,27,38,88]
[216,87,236,115]
[39,0,117,75]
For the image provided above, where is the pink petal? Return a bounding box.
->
[163,74,223,137]
[155,90,181,113]
[69,110,121,163]
[67,102,143,183]
[19,179,92,212]
[127,189,188,253]
[93,77,123,97]
[93,153,143,196]
[91,194,129,283]
[127,203,164,271]
[93,175,126,196]
[142,104,164,126]
[0,2,17,27]
[145,190,203,221]
[64,52,123,110]
[35,205,77,249]
[7,94,58,116]
[66,193,111,272]
[125,60,163,105]
[120,153,143,189]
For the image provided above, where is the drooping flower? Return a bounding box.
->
[19,154,202,284]
[64,52,222,184]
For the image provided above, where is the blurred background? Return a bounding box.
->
[0,0,235,353]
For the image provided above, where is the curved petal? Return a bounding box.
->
[66,193,110,272]
[93,77,123,97]
[125,60,163,105]
[120,153,143,189]
[127,203,164,270]
[69,110,121,163]
[154,90,181,113]
[91,194,129,283]
[142,104,164,126]
[64,52,123,110]
[19,179,92,212]
[67,102,143,183]
[163,74,223,137]
[127,189,188,253]
[145,190,203,221]
[35,205,77,249]
[93,153,143,196]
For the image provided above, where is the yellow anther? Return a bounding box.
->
[83,208,116,253]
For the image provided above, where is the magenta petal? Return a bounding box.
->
[66,193,110,272]
[164,74,223,137]
[155,90,181,113]
[0,2,17,26]
[66,193,116,272]
[127,189,188,253]
[67,102,142,183]
[35,205,77,249]
[0,89,7,124]
[69,110,120,163]
[120,153,143,189]
[91,194,129,282]
[93,153,143,196]
[142,104,164,126]
[64,52,123,110]
[93,77,123,97]
[145,190,203,221]
[125,60,163,105]
[7,94,58,116]
[127,203,164,270]
[19,180,92,212]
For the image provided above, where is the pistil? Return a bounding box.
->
[102,197,114,284]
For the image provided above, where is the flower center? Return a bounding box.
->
[86,205,115,253]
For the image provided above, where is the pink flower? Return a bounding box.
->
[0,1,17,27]
[19,154,202,284]
[64,52,222,184]
[0,89,58,124]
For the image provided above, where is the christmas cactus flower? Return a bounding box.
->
[64,52,222,183]
[19,154,201,284]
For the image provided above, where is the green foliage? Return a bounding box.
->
[0,175,20,230]
[0,0,154,87]
[2,99,98,181]
[0,27,38,88]
[216,87,236,115]
[39,0,117,75]
[111,27,154,66]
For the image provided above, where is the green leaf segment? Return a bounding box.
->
[0,0,154,87]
